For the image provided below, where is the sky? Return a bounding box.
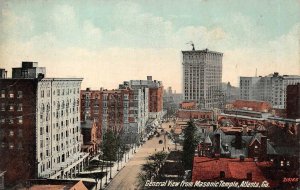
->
[0,0,300,92]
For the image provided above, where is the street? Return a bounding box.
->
[105,121,176,190]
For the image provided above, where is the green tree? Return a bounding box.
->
[182,120,199,170]
[102,130,118,161]
[148,151,168,169]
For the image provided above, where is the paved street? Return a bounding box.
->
[105,121,176,190]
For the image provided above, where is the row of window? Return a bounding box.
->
[0,116,23,124]
[0,90,22,99]
[40,88,80,98]
[0,129,23,138]
[1,103,22,111]
[1,142,23,150]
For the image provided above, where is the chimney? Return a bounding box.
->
[214,134,221,156]
[235,132,242,149]
[37,73,44,81]
[147,76,152,81]
[220,171,225,179]
[260,136,267,161]
[240,154,245,161]
[242,125,248,135]
[246,172,252,180]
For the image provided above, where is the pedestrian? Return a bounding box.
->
[155,148,156,151]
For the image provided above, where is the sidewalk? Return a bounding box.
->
[93,146,141,190]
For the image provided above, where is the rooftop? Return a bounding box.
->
[192,157,266,182]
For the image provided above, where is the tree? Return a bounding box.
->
[182,120,199,170]
[148,151,168,169]
[138,151,169,189]
[102,130,118,161]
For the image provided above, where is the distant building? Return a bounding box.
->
[179,101,197,110]
[127,76,164,119]
[0,63,88,186]
[240,73,300,109]
[80,88,102,145]
[232,100,272,113]
[176,109,213,120]
[182,48,223,109]
[80,88,101,122]
[286,83,300,119]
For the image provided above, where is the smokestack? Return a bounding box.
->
[220,171,225,179]
[235,132,242,149]
[247,172,252,180]
[260,136,267,161]
[214,134,221,156]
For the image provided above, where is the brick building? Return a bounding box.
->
[232,100,272,113]
[81,120,99,155]
[0,79,38,185]
[179,101,197,110]
[80,88,102,144]
[192,157,268,183]
[0,62,89,187]
[176,109,213,120]
[99,88,132,142]
[80,88,101,122]
[286,83,300,119]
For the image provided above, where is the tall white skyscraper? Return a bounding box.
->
[182,48,223,109]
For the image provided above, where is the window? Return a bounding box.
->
[0,117,4,124]
[9,91,14,98]
[9,130,14,136]
[17,104,22,111]
[18,129,23,137]
[9,117,13,124]
[9,104,14,111]
[18,116,23,124]
[1,103,5,111]
[9,143,14,149]
[0,90,5,98]
[17,91,23,98]
[18,142,23,150]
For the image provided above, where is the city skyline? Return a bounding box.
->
[1,0,300,92]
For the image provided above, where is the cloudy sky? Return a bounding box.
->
[0,0,299,92]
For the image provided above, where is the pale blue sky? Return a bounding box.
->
[1,0,299,91]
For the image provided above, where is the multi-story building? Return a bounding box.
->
[0,62,88,186]
[128,76,163,119]
[99,88,132,141]
[80,88,102,150]
[240,73,300,109]
[80,88,101,122]
[182,48,223,109]
[286,83,300,119]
